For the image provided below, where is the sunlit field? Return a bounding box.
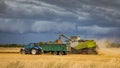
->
[0,48,120,68]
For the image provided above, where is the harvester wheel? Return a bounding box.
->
[91,51,98,55]
[31,49,38,55]
[81,49,88,54]
[87,48,98,55]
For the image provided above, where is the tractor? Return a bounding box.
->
[20,43,42,55]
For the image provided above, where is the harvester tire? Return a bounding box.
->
[81,49,88,54]
[88,48,98,55]
[92,51,98,55]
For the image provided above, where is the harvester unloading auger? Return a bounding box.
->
[55,34,72,44]
[56,34,98,54]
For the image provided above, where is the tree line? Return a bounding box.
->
[0,42,119,48]
[0,44,24,47]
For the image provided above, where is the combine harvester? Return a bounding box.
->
[56,34,98,54]
[20,34,98,55]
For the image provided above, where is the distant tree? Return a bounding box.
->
[0,44,24,47]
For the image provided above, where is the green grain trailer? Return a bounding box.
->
[39,44,71,55]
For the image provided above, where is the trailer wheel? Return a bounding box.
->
[63,51,67,55]
[31,49,38,55]
[53,51,58,55]
[59,51,64,55]
[51,51,54,54]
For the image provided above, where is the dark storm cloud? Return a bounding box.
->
[0,0,120,38]
[0,0,120,26]
[41,0,120,27]
[0,19,76,33]
[0,18,34,33]
[0,0,78,20]
[0,0,6,13]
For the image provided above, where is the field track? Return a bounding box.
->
[0,48,120,68]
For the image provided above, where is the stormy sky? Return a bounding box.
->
[0,0,120,44]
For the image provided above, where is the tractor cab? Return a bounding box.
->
[25,43,38,49]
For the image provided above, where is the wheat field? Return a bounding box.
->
[0,48,120,68]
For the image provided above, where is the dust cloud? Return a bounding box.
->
[96,39,120,55]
